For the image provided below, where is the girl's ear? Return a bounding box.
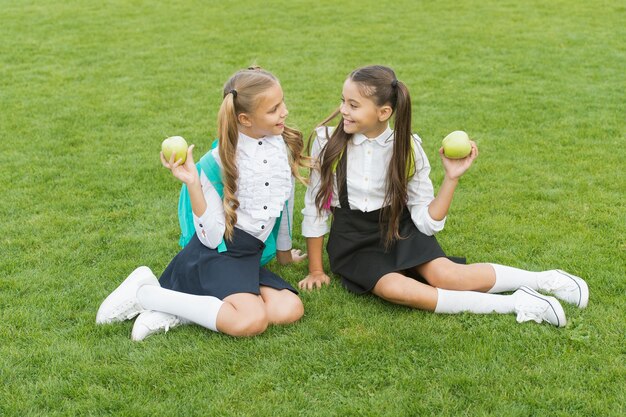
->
[238,113,252,127]
[378,105,393,122]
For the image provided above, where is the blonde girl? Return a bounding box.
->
[97,67,308,339]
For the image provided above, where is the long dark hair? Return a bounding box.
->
[312,65,415,248]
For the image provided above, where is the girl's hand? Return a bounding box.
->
[160,144,198,185]
[298,271,330,290]
[276,249,308,265]
[439,140,478,180]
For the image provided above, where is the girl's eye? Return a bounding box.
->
[351,104,357,109]
[270,100,285,113]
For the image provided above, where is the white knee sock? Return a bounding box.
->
[488,264,542,294]
[137,286,224,332]
[435,288,515,315]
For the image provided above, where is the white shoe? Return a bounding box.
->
[131,311,185,341]
[537,270,589,308]
[514,286,566,328]
[96,266,159,324]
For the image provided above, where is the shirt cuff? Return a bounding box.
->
[276,216,292,251]
[193,209,223,248]
[301,214,330,237]
[412,205,446,236]
[276,238,292,251]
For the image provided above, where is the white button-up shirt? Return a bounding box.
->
[302,125,445,237]
[193,132,294,250]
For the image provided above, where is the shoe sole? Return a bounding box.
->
[555,270,589,309]
[519,286,566,328]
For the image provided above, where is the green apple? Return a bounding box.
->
[442,130,471,159]
[162,136,188,164]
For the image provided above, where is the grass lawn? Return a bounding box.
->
[1,0,624,415]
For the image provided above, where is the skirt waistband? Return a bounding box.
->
[331,206,411,232]
[221,227,266,251]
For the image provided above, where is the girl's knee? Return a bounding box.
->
[285,294,304,323]
[421,260,458,288]
[271,293,304,324]
[227,311,269,337]
[374,275,414,302]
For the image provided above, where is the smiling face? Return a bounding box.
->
[238,82,288,139]
[340,78,392,138]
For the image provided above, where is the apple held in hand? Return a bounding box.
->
[162,136,188,164]
[442,130,471,159]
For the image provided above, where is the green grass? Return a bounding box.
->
[1,0,624,415]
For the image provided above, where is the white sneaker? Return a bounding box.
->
[96,266,159,324]
[131,311,184,341]
[537,270,589,308]
[514,286,566,328]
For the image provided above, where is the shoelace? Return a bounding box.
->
[147,316,180,332]
[540,275,576,293]
[515,302,549,324]
[109,300,143,321]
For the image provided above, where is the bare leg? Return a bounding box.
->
[416,258,495,292]
[365,270,566,326]
[372,272,439,311]
[216,293,269,337]
[259,287,304,325]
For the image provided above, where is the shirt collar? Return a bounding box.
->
[351,125,394,146]
[237,131,282,152]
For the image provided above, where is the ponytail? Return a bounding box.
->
[282,126,310,186]
[217,91,240,241]
[312,109,350,216]
[381,79,414,248]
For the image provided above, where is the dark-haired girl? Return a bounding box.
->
[299,65,588,327]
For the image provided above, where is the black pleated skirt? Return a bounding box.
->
[159,228,297,300]
[327,206,465,294]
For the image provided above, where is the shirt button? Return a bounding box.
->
[265,182,269,186]
[263,159,267,164]
[261,225,265,229]
[258,141,263,145]
[199,224,203,227]
[263,205,267,209]
[364,177,368,181]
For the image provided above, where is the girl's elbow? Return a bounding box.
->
[198,226,226,248]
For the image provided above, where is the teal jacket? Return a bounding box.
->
[177,141,288,266]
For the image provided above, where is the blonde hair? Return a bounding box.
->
[217,67,309,241]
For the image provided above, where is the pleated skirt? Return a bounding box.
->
[160,228,297,300]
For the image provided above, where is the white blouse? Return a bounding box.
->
[193,132,294,250]
[302,125,446,237]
